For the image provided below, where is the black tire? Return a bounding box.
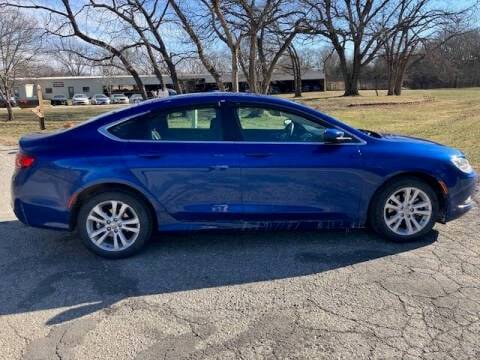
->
[369,178,439,242]
[77,191,153,258]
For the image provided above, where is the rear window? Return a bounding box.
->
[108,106,222,141]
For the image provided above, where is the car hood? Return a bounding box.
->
[378,132,464,158]
[380,133,444,146]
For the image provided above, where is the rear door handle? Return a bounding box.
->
[138,153,163,159]
[209,165,229,170]
[244,152,272,158]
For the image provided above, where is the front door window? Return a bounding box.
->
[235,106,327,143]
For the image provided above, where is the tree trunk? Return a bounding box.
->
[248,32,257,93]
[387,76,395,95]
[343,79,359,96]
[145,45,165,94]
[123,62,147,99]
[0,87,14,121]
[340,42,361,96]
[5,100,13,121]
[335,46,360,96]
[231,46,239,92]
[165,56,183,94]
[289,47,302,97]
[386,62,395,96]
[394,73,403,95]
[343,68,360,96]
[393,60,408,96]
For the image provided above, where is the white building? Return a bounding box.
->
[14,70,325,100]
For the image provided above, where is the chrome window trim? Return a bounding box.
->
[98,111,367,146]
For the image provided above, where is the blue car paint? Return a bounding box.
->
[11,93,477,232]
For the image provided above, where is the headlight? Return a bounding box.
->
[452,156,473,173]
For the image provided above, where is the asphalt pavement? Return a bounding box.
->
[0,146,479,359]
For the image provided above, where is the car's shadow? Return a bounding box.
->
[0,220,437,325]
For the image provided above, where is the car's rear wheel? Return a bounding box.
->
[370,178,439,242]
[77,192,152,258]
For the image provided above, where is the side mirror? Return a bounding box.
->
[324,128,350,143]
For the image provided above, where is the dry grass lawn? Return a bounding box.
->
[1,88,479,167]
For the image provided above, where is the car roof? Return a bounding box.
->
[141,92,299,107]
[73,94,87,96]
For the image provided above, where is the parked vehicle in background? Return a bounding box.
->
[71,94,90,105]
[129,94,143,104]
[167,88,177,96]
[50,95,68,106]
[111,94,129,104]
[0,95,17,107]
[11,93,477,258]
[91,94,111,105]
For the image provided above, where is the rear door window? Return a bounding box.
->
[108,106,223,141]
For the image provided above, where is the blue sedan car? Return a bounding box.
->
[12,93,477,258]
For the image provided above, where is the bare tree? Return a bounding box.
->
[302,0,398,96]
[408,28,480,89]
[202,0,245,92]
[0,8,40,121]
[128,0,184,93]
[88,0,169,92]
[170,0,225,91]
[49,39,93,76]
[235,0,302,93]
[4,0,149,99]
[382,0,470,95]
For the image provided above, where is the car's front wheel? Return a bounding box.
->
[370,178,439,242]
[77,191,153,258]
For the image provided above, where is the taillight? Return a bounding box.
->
[15,152,35,169]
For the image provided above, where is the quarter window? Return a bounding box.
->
[235,106,327,143]
[108,106,222,141]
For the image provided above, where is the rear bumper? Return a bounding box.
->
[12,198,70,230]
[11,168,72,231]
[445,173,477,222]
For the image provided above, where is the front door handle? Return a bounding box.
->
[244,152,272,158]
[209,165,229,171]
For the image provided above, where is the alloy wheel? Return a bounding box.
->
[383,187,432,236]
[86,200,140,251]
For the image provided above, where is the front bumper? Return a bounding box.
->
[445,173,477,222]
